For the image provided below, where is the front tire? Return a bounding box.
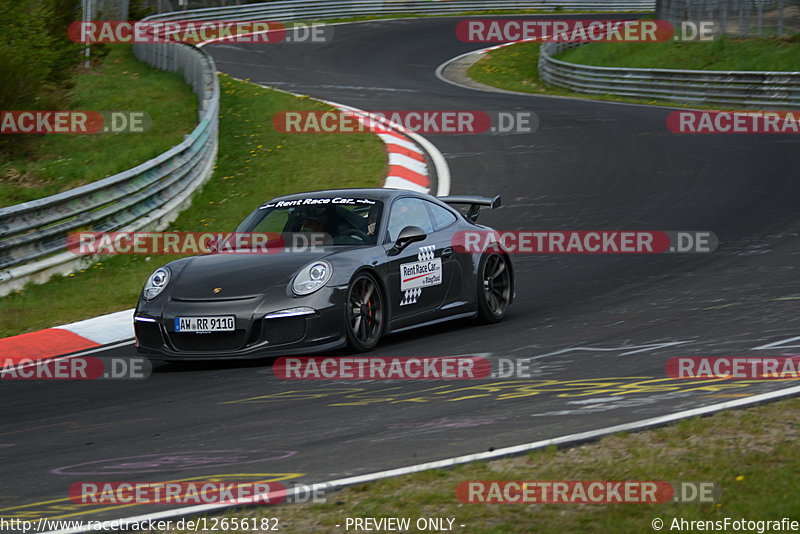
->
[476,253,511,323]
[345,272,385,352]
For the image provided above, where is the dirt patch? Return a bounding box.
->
[1,168,46,189]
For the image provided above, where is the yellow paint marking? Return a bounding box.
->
[221,376,780,407]
[0,473,303,520]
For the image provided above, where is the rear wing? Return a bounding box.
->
[438,195,501,223]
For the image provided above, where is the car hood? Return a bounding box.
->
[169,249,342,300]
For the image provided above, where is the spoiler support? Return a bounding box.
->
[438,195,501,222]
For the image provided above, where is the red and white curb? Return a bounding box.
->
[0,90,451,368]
[324,101,434,194]
[199,31,450,196]
[383,132,431,193]
[0,309,134,365]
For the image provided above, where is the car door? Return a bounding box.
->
[423,199,466,309]
[383,197,452,326]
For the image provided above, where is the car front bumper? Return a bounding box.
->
[133,285,348,360]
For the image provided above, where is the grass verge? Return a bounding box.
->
[182,396,800,533]
[465,41,675,107]
[0,44,197,207]
[304,9,639,24]
[0,75,386,338]
[466,38,800,108]
[467,42,554,95]
[556,36,800,71]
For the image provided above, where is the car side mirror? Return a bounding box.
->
[206,234,221,253]
[388,226,427,256]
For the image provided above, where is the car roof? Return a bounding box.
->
[266,188,431,204]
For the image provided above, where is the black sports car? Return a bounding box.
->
[133,188,513,360]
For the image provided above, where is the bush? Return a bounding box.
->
[0,0,82,152]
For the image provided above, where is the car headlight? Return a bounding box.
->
[143,267,170,300]
[292,261,332,296]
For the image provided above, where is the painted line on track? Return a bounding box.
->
[46,381,800,533]
[322,100,450,196]
[32,15,800,534]
[0,340,135,378]
[0,77,451,368]
[198,23,451,195]
[19,16,800,534]
[434,40,716,112]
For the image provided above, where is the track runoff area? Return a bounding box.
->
[5,12,800,534]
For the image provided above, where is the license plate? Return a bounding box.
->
[174,316,235,333]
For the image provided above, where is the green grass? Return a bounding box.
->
[0,75,385,337]
[465,41,638,104]
[466,41,665,106]
[467,37,800,108]
[302,9,625,25]
[200,396,800,533]
[0,44,198,207]
[468,42,555,95]
[556,36,800,71]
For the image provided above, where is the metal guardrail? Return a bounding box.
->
[0,0,656,295]
[149,0,656,21]
[539,40,800,108]
[0,43,219,294]
[658,0,800,37]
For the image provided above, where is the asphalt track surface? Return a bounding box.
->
[4,15,800,527]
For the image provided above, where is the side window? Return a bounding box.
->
[426,201,458,231]
[253,209,290,232]
[386,198,434,242]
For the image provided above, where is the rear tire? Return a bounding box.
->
[345,272,385,352]
[476,253,511,323]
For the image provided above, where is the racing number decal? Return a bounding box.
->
[399,245,441,306]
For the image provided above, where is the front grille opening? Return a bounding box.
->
[261,316,305,345]
[168,331,247,352]
[135,321,164,348]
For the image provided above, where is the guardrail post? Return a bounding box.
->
[0,0,657,295]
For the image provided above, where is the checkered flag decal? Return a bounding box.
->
[418,245,435,261]
[399,246,436,306]
[400,288,422,306]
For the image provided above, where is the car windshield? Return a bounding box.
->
[237,197,384,246]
